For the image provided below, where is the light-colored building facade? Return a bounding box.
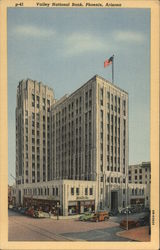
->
[128,162,151,208]
[16,79,54,202]
[15,75,129,215]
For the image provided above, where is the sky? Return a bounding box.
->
[7,8,150,185]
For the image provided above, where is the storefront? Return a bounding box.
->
[130,198,145,206]
[68,200,95,215]
[23,197,60,213]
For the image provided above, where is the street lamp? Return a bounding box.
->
[126,206,128,230]
[56,202,60,220]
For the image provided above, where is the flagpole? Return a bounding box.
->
[112,54,114,83]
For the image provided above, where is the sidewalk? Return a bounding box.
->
[117,226,150,242]
[50,214,80,220]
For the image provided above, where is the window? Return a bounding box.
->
[100,88,103,105]
[71,187,74,195]
[89,188,93,195]
[32,94,35,101]
[85,188,88,195]
[76,188,79,195]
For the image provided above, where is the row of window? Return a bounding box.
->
[128,168,149,174]
[100,89,126,107]
[24,186,58,196]
[71,187,93,196]
[131,188,144,196]
[128,174,150,180]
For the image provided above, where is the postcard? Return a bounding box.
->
[0,0,159,249]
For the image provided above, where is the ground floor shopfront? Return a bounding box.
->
[68,200,95,215]
[23,196,95,216]
[23,197,60,214]
[130,198,145,207]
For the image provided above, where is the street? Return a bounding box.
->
[8,210,147,242]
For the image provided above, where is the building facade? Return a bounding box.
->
[128,162,151,208]
[16,79,54,203]
[15,75,129,215]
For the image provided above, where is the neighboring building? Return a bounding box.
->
[8,185,16,205]
[128,162,151,208]
[8,185,12,205]
[15,75,129,215]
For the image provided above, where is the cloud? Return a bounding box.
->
[113,31,145,43]
[13,25,56,38]
[64,33,108,55]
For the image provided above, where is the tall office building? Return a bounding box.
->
[16,79,54,194]
[15,75,128,214]
[49,75,128,209]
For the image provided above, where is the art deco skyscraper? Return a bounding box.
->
[16,79,54,186]
[49,75,128,208]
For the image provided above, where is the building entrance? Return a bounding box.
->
[111,191,118,210]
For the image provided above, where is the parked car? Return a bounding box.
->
[120,219,138,230]
[12,206,18,212]
[120,208,132,214]
[33,210,45,218]
[20,207,28,215]
[91,211,109,222]
[17,206,22,212]
[25,207,35,217]
[8,204,13,209]
[79,212,94,221]
[136,215,150,227]
[109,210,118,216]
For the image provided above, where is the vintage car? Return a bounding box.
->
[33,210,46,218]
[79,212,94,221]
[8,204,13,209]
[91,211,109,222]
[108,209,118,216]
[25,207,35,217]
[20,207,28,215]
[120,219,138,229]
[136,215,150,227]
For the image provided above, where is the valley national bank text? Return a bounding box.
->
[12,75,150,215]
